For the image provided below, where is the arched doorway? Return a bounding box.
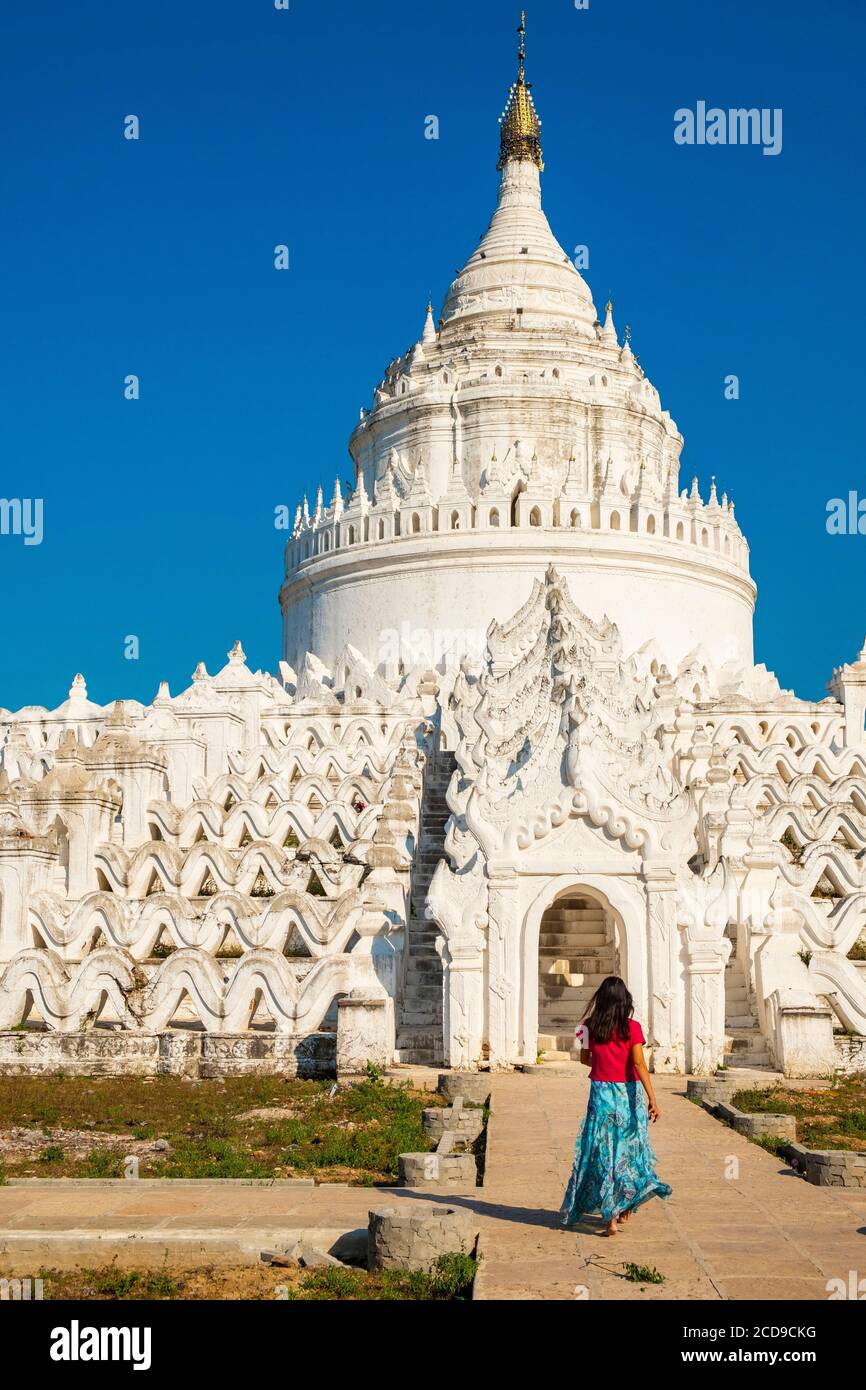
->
[536,892,619,1057]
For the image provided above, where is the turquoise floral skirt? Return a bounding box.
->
[560,1081,672,1226]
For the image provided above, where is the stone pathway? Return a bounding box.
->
[472,1071,866,1300]
[0,1179,392,1272]
[2,1070,864,1298]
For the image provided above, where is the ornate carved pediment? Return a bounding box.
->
[440,566,696,867]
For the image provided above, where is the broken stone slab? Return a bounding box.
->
[291,1241,348,1269]
[368,1201,478,1272]
[327,1227,368,1266]
[260,1250,297,1268]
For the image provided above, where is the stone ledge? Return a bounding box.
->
[782,1141,866,1188]
[2,1177,319,1188]
[0,1031,336,1079]
[712,1100,797,1142]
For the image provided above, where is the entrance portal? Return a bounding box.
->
[537,894,618,1056]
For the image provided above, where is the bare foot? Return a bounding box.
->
[604,1219,619,1236]
[620,1208,633,1226]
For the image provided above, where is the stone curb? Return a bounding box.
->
[712,1100,797,1142]
[781,1140,866,1188]
[1,1177,326,1188]
[0,1226,360,1273]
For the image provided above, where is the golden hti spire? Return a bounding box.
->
[497,11,544,172]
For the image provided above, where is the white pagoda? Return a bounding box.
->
[1,19,864,1080]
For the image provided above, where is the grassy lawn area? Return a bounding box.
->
[0,1074,444,1183]
[733,1076,866,1151]
[11,1253,477,1301]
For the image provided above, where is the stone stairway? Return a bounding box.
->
[723,926,772,1070]
[394,751,455,1066]
[537,897,614,1060]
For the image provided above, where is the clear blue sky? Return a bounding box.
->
[2,0,864,710]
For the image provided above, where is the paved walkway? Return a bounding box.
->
[0,1179,389,1271]
[1,1071,864,1297]
[472,1071,866,1300]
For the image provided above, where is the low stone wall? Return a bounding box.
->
[785,1142,866,1188]
[686,1075,779,1108]
[422,1103,485,1145]
[397,1152,478,1187]
[0,1030,335,1079]
[399,1077,488,1189]
[713,1100,797,1143]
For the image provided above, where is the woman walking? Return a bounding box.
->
[560,976,671,1237]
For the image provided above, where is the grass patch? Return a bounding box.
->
[26,1254,477,1302]
[0,1075,443,1183]
[733,1076,866,1151]
[284,1252,477,1302]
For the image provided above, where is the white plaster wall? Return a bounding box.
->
[282,529,756,676]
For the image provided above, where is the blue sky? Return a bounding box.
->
[1,0,864,710]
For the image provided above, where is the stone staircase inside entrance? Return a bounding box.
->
[537,896,616,1061]
[394,751,455,1066]
[723,923,772,1070]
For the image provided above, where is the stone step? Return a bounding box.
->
[539,951,613,968]
[405,984,442,1002]
[395,1027,442,1047]
[540,976,608,995]
[727,1053,771,1068]
[537,1032,581,1053]
[406,960,441,977]
[539,939,611,951]
[541,913,605,925]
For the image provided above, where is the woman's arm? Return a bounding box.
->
[579,1048,592,1067]
[630,1044,661,1121]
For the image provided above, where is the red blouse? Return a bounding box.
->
[584,1018,645,1082]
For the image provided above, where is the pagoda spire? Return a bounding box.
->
[497,11,544,172]
[422,299,437,345]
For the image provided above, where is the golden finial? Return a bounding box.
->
[498,11,544,172]
[606,295,613,315]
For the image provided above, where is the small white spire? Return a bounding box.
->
[68,673,88,702]
[601,296,618,347]
[422,300,437,345]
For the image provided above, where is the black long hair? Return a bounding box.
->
[582,976,634,1045]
